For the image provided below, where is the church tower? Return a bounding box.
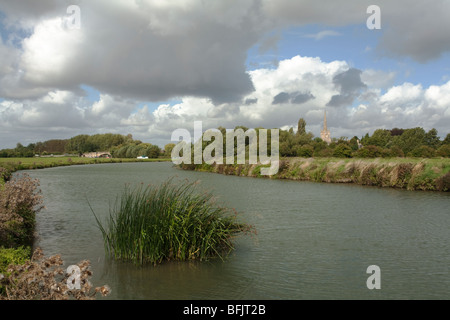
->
[320,110,331,144]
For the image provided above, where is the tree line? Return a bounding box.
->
[188,119,450,159]
[1,121,449,159]
[283,119,450,158]
[0,133,164,159]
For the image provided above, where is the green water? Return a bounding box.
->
[24,162,449,299]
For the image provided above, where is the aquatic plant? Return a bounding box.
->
[93,179,252,265]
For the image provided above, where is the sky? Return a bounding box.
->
[0,0,449,149]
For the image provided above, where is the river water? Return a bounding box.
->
[23,162,449,299]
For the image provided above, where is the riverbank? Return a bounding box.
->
[180,157,450,192]
[0,157,171,181]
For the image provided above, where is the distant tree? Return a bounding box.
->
[367,129,392,148]
[354,145,383,158]
[333,144,353,158]
[297,145,314,158]
[164,143,176,156]
[147,145,161,158]
[65,135,90,154]
[390,128,404,136]
[389,145,405,157]
[392,127,426,154]
[34,142,45,155]
[280,141,295,157]
[360,133,370,146]
[410,145,436,158]
[424,128,441,149]
[436,145,450,157]
[297,118,306,135]
[125,134,133,142]
[443,133,450,145]
[349,136,360,151]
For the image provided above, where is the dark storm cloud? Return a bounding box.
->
[291,91,315,104]
[326,94,355,108]
[327,68,366,107]
[272,92,290,104]
[244,98,258,105]
[273,91,315,105]
[0,0,271,103]
[332,68,366,93]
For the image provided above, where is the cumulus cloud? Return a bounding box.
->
[1,54,450,148]
[327,68,367,107]
[1,1,450,148]
[263,0,450,63]
[1,0,270,102]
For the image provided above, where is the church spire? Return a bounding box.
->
[320,109,331,144]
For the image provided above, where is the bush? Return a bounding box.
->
[436,173,450,192]
[0,174,43,247]
[0,168,12,184]
[333,144,353,158]
[436,145,450,157]
[93,179,254,265]
[0,248,110,300]
[297,145,314,158]
[0,246,30,274]
[354,145,383,158]
[410,145,436,158]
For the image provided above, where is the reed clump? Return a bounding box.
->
[93,179,253,265]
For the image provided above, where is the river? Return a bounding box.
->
[23,162,449,299]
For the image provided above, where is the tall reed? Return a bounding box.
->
[92,179,251,265]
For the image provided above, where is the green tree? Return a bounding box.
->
[436,144,450,157]
[349,136,360,151]
[410,145,436,158]
[367,129,392,148]
[164,143,176,157]
[354,145,383,158]
[147,145,161,158]
[424,128,441,149]
[297,118,306,135]
[333,144,353,158]
[297,145,314,157]
[443,133,450,145]
[392,127,426,154]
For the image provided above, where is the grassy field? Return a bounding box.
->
[183,157,450,191]
[0,156,171,173]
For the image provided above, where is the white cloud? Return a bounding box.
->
[1,0,269,102]
[1,1,450,147]
[20,17,84,84]
[304,30,342,41]
[361,69,396,90]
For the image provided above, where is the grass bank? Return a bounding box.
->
[181,157,450,192]
[0,156,171,181]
